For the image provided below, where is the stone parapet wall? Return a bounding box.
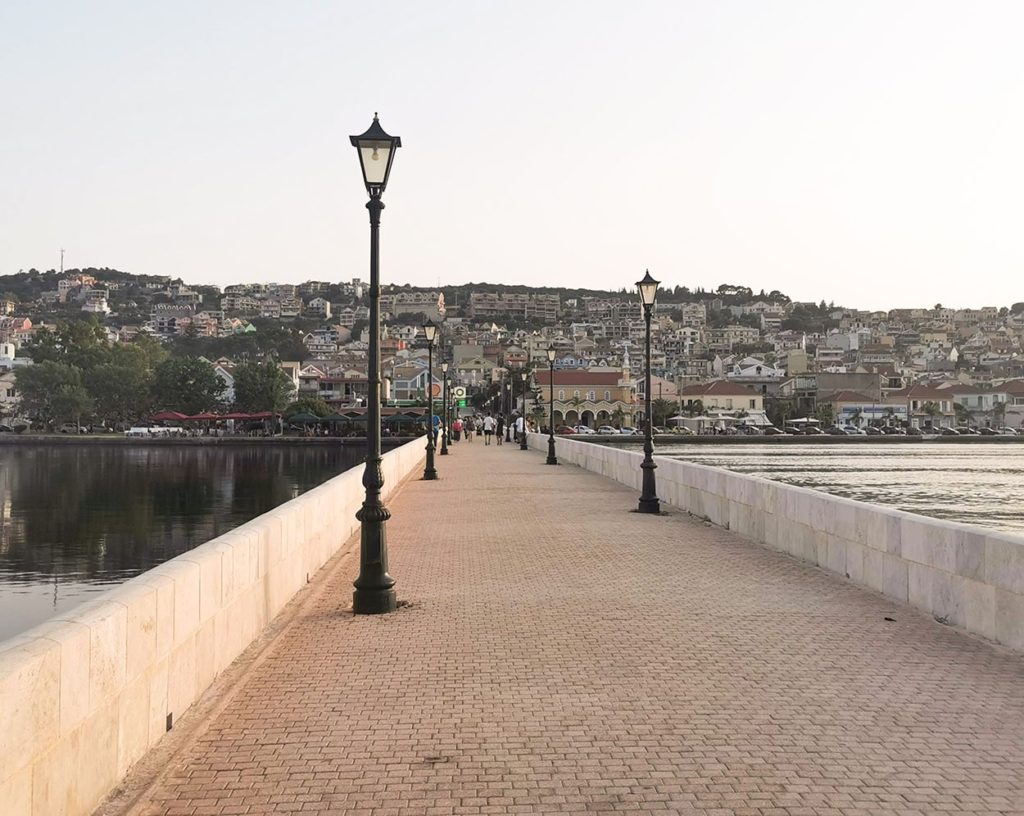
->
[530,434,1024,654]
[0,438,425,816]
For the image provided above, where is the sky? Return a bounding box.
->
[2,1,1023,311]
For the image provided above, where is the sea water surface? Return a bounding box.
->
[0,444,364,641]
[656,442,1024,535]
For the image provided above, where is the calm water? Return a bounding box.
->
[657,443,1024,535]
[0,445,364,641]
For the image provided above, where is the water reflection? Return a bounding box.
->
[0,445,363,640]
[659,443,1024,535]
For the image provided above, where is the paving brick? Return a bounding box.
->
[120,443,1024,815]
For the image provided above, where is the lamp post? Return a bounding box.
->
[520,370,529,450]
[506,372,513,443]
[545,346,558,465]
[422,320,437,480]
[636,270,661,514]
[349,113,401,614]
[440,361,450,455]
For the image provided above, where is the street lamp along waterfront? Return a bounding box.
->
[636,270,661,514]
[350,113,401,614]
[520,370,529,450]
[440,361,450,455]
[422,321,438,480]
[545,345,558,465]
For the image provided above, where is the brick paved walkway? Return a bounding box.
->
[125,441,1024,816]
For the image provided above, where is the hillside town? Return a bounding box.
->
[1,267,1023,434]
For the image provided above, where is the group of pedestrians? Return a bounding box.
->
[433,411,534,447]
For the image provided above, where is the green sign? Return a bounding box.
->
[458,399,468,407]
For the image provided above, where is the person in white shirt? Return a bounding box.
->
[483,413,496,445]
[513,413,524,444]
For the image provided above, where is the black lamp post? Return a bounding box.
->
[520,370,529,450]
[545,346,558,465]
[349,113,401,614]
[506,371,514,443]
[636,270,661,514]
[422,320,437,480]
[440,361,450,455]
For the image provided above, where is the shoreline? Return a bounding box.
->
[0,434,420,447]
[577,434,1024,445]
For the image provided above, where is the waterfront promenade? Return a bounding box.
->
[111,441,1023,816]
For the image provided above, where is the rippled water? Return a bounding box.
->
[0,445,364,641]
[657,443,1024,535]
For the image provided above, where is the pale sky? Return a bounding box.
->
[2,1,1023,310]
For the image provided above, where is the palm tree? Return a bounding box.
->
[568,395,584,426]
[611,406,625,429]
[651,398,676,427]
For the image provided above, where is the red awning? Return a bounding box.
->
[186,413,220,421]
[151,411,189,422]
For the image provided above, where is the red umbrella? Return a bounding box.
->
[187,412,220,421]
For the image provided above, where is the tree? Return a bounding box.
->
[686,399,705,417]
[284,397,330,418]
[15,361,93,428]
[152,357,225,415]
[233,360,294,413]
[651,398,676,426]
[611,406,626,428]
[814,403,834,425]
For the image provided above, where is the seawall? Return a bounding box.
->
[530,434,1024,653]
[0,437,426,816]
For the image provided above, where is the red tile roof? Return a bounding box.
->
[536,370,624,386]
[680,380,760,397]
[829,390,876,403]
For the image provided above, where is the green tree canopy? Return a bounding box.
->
[152,356,225,415]
[15,361,93,427]
[283,397,330,418]
[232,359,294,413]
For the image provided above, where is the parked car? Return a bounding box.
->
[762,426,785,436]
[556,426,577,435]
[842,426,867,435]
[979,427,1000,436]
[596,425,618,435]
[999,427,1019,436]
[674,426,695,435]
[865,426,884,436]
[574,425,597,435]
[939,427,961,436]
[59,423,88,434]
[957,426,980,436]
[619,427,642,436]
[803,426,826,435]
[881,426,905,435]
[826,426,850,435]
[906,426,925,436]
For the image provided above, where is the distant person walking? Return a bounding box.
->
[483,413,495,445]
[464,416,474,443]
[514,413,524,445]
[496,414,504,446]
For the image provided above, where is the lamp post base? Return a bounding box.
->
[423,469,437,480]
[352,587,397,614]
[637,455,659,513]
[546,435,558,465]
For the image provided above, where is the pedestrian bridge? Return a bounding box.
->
[2,435,1023,815]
